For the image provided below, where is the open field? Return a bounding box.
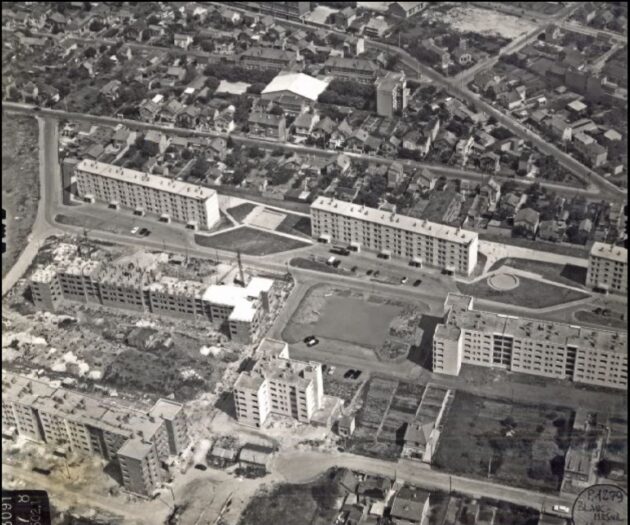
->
[2,115,40,278]
[347,377,426,460]
[458,275,590,309]
[238,469,342,525]
[195,226,310,255]
[488,258,587,288]
[434,392,574,492]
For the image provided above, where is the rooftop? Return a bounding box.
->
[311,197,478,245]
[262,72,329,102]
[76,160,216,202]
[590,242,627,264]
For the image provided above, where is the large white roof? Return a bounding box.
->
[201,277,275,322]
[262,72,330,102]
[590,242,627,264]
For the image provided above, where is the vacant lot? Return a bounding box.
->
[433,392,574,491]
[458,275,590,309]
[489,258,587,288]
[239,469,342,525]
[283,285,414,349]
[2,115,40,278]
[195,226,309,255]
[347,377,425,460]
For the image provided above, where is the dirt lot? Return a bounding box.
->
[238,468,342,525]
[489,258,588,288]
[195,226,310,255]
[2,115,40,278]
[347,377,425,460]
[458,275,590,309]
[433,392,574,492]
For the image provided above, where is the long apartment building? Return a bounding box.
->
[30,246,278,344]
[240,46,302,71]
[310,197,479,276]
[229,2,312,21]
[324,57,380,84]
[433,294,627,390]
[586,242,627,295]
[74,160,220,230]
[233,339,324,427]
[2,371,188,495]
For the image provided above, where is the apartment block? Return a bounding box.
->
[310,197,478,276]
[233,339,325,427]
[376,71,409,117]
[2,371,189,495]
[74,160,220,230]
[230,2,312,21]
[433,294,627,390]
[586,242,627,295]
[29,246,278,344]
[324,57,380,84]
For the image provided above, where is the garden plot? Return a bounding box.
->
[433,392,574,492]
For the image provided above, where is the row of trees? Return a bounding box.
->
[318,79,375,111]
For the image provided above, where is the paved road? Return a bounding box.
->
[559,20,628,43]
[272,449,575,514]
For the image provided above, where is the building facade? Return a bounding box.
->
[376,71,408,117]
[233,339,324,427]
[30,247,278,344]
[324,57,380,84]
[586,242,627,295]
[310,197,478,276]
[2,372,188,495]
[74,160,220,230]
[433,294,627,390]
[230,2,311,21]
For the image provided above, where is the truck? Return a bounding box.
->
[330,246,350,256]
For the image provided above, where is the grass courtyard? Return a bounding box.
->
[458,275,590,309]
[194,226,310,255]
[488,258,588,288]
[433,392,574,492]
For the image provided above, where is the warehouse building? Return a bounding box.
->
[2,371,188,495]
[310,197,478,276]
[74,160,220,230]
[433,294,627,390]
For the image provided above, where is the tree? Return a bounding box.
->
[84,47,97,59]
[596,458,612,477]
[191,157,210,178]
[89,20,104,32]
[200,39,215,53]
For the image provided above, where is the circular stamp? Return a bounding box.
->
[572,484,627,525]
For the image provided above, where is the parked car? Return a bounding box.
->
[351,370,362,380]
[343,369,355,379]
[350,266,358,272]
[413,279,422,287]
[366,269,373,276]
[304,336,319,347]
[328,366,336,375]
[138,227,150,237]
[552,505,570,514]
[400,276,408,284]
[130,226,139,235]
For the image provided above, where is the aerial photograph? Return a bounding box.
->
[1,1,627,524]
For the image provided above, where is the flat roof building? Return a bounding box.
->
[376,71,409,118]
[233,338,326,428]
[2,371,188,495]
[310,197,478,275]
[433,294,627,390]
[261,71,330,103]
[587,242,627,295]
[74,160,220,230]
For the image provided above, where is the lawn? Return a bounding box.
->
[194,226,309,255]
[226,202,257,223]
[276,214,312,239]
[290,257,348,275]
[479,232,590,258]
[488,258,587,288]
[574,309,627,330]
[2,115,40,278]
[458,276,590,309]
[433,392,574,492]
[238,469,342,525]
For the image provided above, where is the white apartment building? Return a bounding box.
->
[586,242,627,295]
[2,371,189,495]
[310,197,478,275]
[233,339,324,427]
[74,160,220,230]
[433,294,627,390]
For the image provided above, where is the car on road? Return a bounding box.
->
[130,226,139,235]
[138,227,151,237]
[400,276,408,284]
[413,279,422,287]
[552,505,570,514]
[304,336,319,347]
